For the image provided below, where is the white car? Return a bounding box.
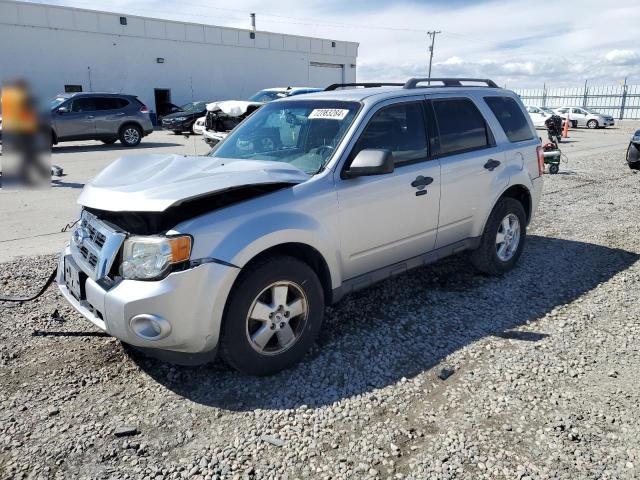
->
[192,116,205,135]
[553,107,615,129]
[525,106,557,128]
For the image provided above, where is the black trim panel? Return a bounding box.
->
[331,237,481,304]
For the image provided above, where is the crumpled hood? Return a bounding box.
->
[205,100,262,116]
[78,154,309,212]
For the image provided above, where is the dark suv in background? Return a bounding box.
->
[160,101,207,134]
[50,93,154,147]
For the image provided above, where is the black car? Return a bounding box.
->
[161,101,208,134]
[627,129,640,170]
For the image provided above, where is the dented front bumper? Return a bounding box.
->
[56,246,239,354]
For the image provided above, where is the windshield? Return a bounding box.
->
[50,97,67,109]
[179,102,206,112]
[542,108,555,114]
[248,90,286,103]
[583,108,601,115]
[209,100,360,174]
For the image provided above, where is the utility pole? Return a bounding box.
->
[427,30,441,80]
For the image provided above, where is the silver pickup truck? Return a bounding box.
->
[57,78,544,375]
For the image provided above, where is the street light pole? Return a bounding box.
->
[427,30,441,80]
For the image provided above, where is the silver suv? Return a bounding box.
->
[57,78,544,375]
[50,93,154,146]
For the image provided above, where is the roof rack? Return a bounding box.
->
[403,78,499,89]
[324,82,404,91]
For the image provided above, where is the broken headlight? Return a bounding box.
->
[120,235,191,280]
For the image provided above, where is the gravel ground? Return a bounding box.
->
[1,124,640,479]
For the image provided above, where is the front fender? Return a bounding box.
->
[181,208,343,290]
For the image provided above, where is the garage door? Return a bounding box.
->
[309,62,344,89]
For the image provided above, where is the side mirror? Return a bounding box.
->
[344,149,394,178]
[57,106,69,114]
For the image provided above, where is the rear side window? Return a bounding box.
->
[94,97,129,110]
[354,102,428,165]
[432,98,491,156]
[484,96,533,143]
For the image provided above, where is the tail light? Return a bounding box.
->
[140,105,149,113]
[536,145,544,176]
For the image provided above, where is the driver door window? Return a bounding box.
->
[70,98,97,113]
[351,102,428,166]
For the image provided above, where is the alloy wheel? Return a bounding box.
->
[124,128,140,144]
[245,281,308,355]
[495,213,521,262]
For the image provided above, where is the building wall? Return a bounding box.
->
[0,0,358,111]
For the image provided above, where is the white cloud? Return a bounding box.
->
[442,56,463,66]
[605,49,639,65]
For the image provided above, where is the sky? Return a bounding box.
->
[41,0,640,89]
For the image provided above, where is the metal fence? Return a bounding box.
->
[513,83,640,119]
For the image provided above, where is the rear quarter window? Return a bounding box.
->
[484,96,534,143]
[432,98,492,156]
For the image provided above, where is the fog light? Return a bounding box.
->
[130,314,171,341]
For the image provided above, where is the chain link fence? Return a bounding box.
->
[513,83,640,119]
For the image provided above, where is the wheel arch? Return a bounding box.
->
[234,242,334,305]
[499,184,532,223]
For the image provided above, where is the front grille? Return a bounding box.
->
[70,211,126,281]
[79,245,98,268]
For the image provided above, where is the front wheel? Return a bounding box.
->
[587,119,598,129]
[549,164,560,174]
[471,198,526,276]
[119,125,142,147]
[220,256,324,375]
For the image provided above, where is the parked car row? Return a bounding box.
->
[201,87,323,146]
[526,105,615,129]
[38,87,321,148]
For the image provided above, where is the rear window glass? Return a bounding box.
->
[484,96,533,143]
[95,97,129,110]
[432,98,491,155]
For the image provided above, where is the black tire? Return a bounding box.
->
[101,138,117,145]
[629,162,640,171]
[220,255,324,375]
[571,120,578,129]
[471,197,527,276]
[173,130,182,135]
[549,164,560,174]
[119,124,142,147]
[587,119,598,129]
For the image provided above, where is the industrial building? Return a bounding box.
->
[0,0,359,116]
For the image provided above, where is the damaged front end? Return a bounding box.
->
[56,153,309,355]
[203,100,262,146]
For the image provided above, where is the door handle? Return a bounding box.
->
[484,159,501,171]
[115,112,125,116]
[411,175,434,188]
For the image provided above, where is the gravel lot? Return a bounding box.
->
[1,123,640,479]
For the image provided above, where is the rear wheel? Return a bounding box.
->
[173,130,182,135]
[119,125,142,147]
[220,255,324,375]
[471,198,526,276]
[587,119,598,129]
[549,164,559,174]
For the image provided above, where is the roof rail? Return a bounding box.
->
[404,78,499,89]
[324,82,404,91]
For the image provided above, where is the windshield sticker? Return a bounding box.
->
[308,109,350,120]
